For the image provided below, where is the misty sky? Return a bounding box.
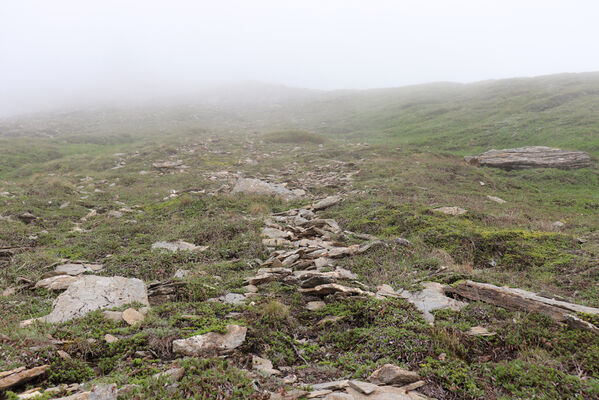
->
[1,0,599,116]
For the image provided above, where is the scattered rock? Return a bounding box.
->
[0,365,49,390]
[433,206,467,216]
[151,240,208,252]
[219,293,247,305]
[152,160,184,169]
[465,326,496,337]
[312,195,342,211]
[53,263,104,276]
[173,269,191,279]
[231,178,302,200]
[104,334,118,344]
[306,301,326,311]
[122,308,144,326]
[43,275,149,323]
[17,213,37,224]
[299,283,370,297]
[153,367,185,383]
[88,383,118,400]
[102,311,123,322]
[311,380,350,391]
[348,380,379,395]
[369,364,420,386]
[552,221,565,229]
[252,355,280,376]
[399,282,466,323]
[486,195,506,204]
[172,324,247,355]
[466,146,592,170]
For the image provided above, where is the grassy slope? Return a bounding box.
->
[0,73,598,399]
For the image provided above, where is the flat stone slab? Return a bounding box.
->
[173,324,247,355]
[151,240,208,252]
[465,146,592,170]
[399,282,466,324]
[43,275,149,323]
[232,178,303,200]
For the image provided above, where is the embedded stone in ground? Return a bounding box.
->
[172,324,247,355]
[43,275,149,323]
[369,364,420,386]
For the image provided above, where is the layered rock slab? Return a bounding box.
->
[465,146,592,170]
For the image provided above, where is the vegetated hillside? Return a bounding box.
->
[2,72,599,158]
[266,72,599,156]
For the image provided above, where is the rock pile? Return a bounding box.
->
[246,196,382,298]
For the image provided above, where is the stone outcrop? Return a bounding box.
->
[465,146,592,170]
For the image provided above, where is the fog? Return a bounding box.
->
[1,0,599,117]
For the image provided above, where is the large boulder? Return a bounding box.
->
[465,146,592,170]
[231,178,304,200]
[43,275,149,323]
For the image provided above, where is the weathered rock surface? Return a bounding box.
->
[172,324,247,355]
[312,195,342,211]
[433,206,467,216]
[252,355,280,376]
[369,364,420,386]
[35,275,80,291]
[0,365,49,390]
[232,178,302,199]
[43,276,149,323]
[152,160,184,169]
[446,280,599,333]
[122,308,144,326]
[348,380,378,395]
[53,263,103,276]
[486,195,506,204]
[399,282,466,324]
[465,146,592,170]
[151,240,208,252]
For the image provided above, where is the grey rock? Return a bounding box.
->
[369,364,420,386]
[349,380,379,395]
[433,206,467,216]
[219,293,247,305]
[172,324,247,355]
[466,146,592,170]
[55,263,103,276]
[152,240,208,252]
[399,282,466,324]
[312,195,342,211]
[231,178,301,200]
[44,275,149,323]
